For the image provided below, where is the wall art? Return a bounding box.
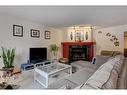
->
[45,30,50,39]
[31,29,40,38]
[106,33,111,36]
[114,41,119,46]
[110,39,113,41]
[13,25,23,37]
[106,32,119,46]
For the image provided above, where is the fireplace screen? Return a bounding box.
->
[69,45,90,62]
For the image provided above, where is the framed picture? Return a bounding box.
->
[31,29,40,38]
[13,25,23,37]
[45,31,50,39]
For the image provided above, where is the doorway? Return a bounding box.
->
[124,31,127,57]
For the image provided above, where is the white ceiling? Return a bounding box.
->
[0,6,127,28]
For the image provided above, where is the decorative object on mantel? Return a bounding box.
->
[30,29,40,38]
[72,26,84,42]
[13,25,23,37]
[72,26,93,42]
[45,30,51,39]
[75,31,83,42]
[70,32,73,40]
[75,29,84,42]
[85,31,88,40]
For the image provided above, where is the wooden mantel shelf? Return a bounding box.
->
[61,42,95,45]
[61,42,95,62]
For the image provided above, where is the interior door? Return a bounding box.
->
[124,31,127,57]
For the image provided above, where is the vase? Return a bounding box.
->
[2,66,14,77]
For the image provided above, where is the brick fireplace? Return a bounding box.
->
[61,42,95,62]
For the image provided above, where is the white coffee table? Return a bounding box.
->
[34,62,72,88]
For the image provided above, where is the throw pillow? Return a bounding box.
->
[92,57,96,64]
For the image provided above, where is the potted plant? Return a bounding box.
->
[49,44,59,60]
[1,47,16,76]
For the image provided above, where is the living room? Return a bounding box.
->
[0,3,127,94]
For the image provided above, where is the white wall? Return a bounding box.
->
[59,27,92,42]
[2,13,126,68]
[56,24,127,56]
[94,25,127,55]
[0,15,61,68]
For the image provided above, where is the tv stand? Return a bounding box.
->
[21,60,51,71]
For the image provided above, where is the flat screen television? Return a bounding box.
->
[29,48,47,63]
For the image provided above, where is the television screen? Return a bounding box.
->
[29,48,47,63]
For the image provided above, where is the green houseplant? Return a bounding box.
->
[49,44,59,60]
[1,47,16,76]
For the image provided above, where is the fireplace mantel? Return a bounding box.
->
[61,42,95,62]
[61,42,95,45]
